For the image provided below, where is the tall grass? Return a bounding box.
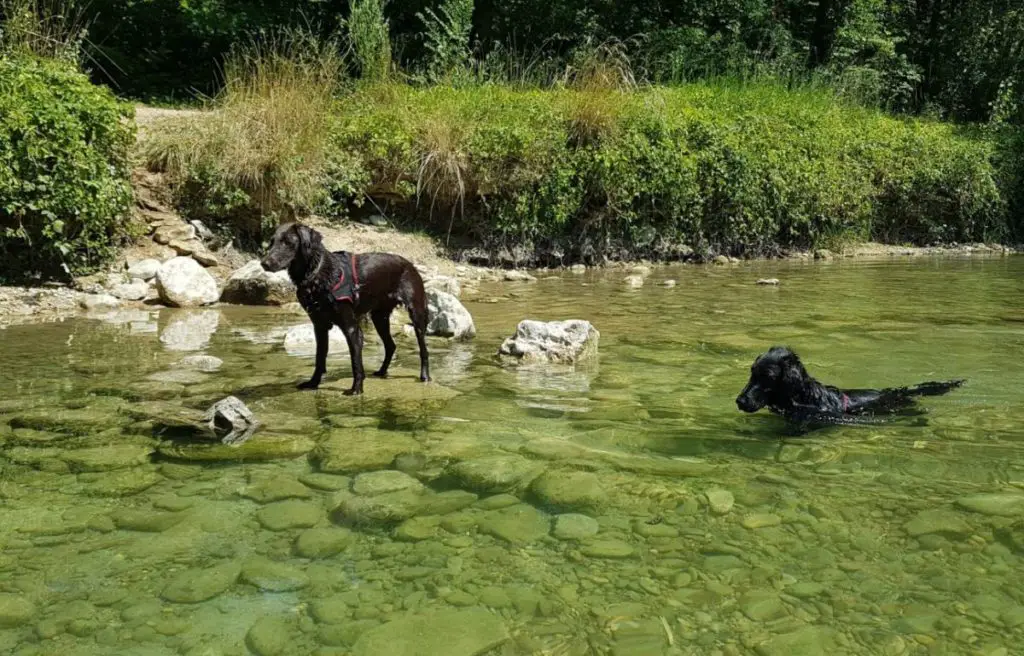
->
[0,0,85,63]
[142,29,346,239]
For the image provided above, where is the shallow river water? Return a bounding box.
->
[1,257,1024,656]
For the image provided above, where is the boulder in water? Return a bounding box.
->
[221,260,296,306]
[204,396,259,445]
[156,256,219,307]
[426,290,476,340]
[497,319,599,364]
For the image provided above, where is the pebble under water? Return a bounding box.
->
[1,257,1023,656]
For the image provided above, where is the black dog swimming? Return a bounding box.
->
[736,346,963,427]
[261,222,430,395]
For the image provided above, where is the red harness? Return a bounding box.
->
[330,252,360,303]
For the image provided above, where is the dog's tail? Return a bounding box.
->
[882,379,965,404]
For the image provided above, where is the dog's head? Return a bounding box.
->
[736,346,808,413]
[260,223,323,273]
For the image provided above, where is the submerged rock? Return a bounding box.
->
[955,493,1024,517]
[352,608,508,656]
[242,477,311,503]
[62,445,153,472]
[315,431,421,474]
[161,561,240,603]
[334,489,424,525]
[530,470,606,513]
[246,617,293,656]
[257,500,322,531]
[352,470,423,496]
[157,434,315,462]
[221,259,296,305]
[283,323,350,357]
[426,290,476,340]
[241,558,309,591]
[904,509,973,538]
[705,488,735,515]
[173,355,223,372]
[204,396,259,445]
[448,455,545,494]
[0,594,36,628]
[156,256,219,307]
[497,320,599,365]
[159,309,220,351]
[294,527,354,558]
[552,514,599,541]
[479,504,549,545]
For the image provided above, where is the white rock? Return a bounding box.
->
[426,290,476,340]
[756,278,780,286]
[79,294,121,311]
[220,260,295,306]
[160,310,221,352]
[110,280,151,301]
[661,279,677,288]
[175,355,223,372]
[498,320,599,364]
[503,270,536,282]
[283,324,350,357]
[156,257,219,307]
[623,275,644,288]
[127,258,161,281]
[424,276,462,298]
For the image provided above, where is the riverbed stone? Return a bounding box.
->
[0,594,36,628]
[299,473,351,491]
[740,589,788,621]
[352,470,423,496]
[755,626,835,656]
[904,509,973,538]
[128,259,161,281]
[159,309,220,351]
[110,281,151,301]
[316,431,421,474]
[955,493,1024,517]
[705,488,735,515]
[310,596,351,624]
[82,470,163,497]
[157,434,315,462]
[62,444,154,472]
[352,608,508,656]
[394,516,440,542]
[552,514,599,540]
[497,319,599,365]
[449,455,545,494]
[295,527,354,558]
[246,617,293,656]
[742,513,782,529]
[111,509,184,532]
[479,504,549,544]
[242,477,313,503]
[156,256,219,307]
[241,558,310,592]
[283,323,350,357]
[581,540,635,559]
[335,489,424,525]
[257,500,322,531]
[174,354,223,372]
[161,561,240,603]
[530,470,606,512]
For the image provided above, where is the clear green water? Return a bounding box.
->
[2,258,1024,656]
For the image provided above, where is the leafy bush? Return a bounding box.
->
[0,54,134,279]
[326,82,1010,261]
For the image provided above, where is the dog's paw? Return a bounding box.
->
[343,387,363,396]
[297,380,320,391]
[371,370,389,379]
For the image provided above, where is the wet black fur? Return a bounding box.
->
[736,346,964,428]
[261,223,430,395]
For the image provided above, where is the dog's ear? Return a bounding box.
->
[295,224,322,259]
[780,351,805,387]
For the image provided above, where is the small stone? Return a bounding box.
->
[705,488,735,515]
[623,275,644,288]
[756,278,780,286]
[174,355,223,372]
[446,590,477,607]
[310,596,351,624]
[787,582,825,599]
[352,470,422,496]
[295,527,354,558]
[110,281,151,301]
[449,455,544,494]
[0,594,36,627]
[661,279,677,287]
[756,626,835,656]
[161,561,240,603]
[581,540,635,559]
[394,516,440,542]
[299,473,351,491]
[247,617,292,656]
[742,513,782,529]
[127,259,161,281]
[474,494,521,510]
[257,500,322,531]
[552,514,599,541]
[503,270,536,282]
[80,293,121,311]
[241,558,310,592]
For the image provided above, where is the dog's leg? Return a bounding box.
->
[370,307,396,378]
[298,321,330,390]
[341,317,365,396]
[407,301,430,383]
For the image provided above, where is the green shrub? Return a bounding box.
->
[0,54,134,279]
[325,82,1009,260]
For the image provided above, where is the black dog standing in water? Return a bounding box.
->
[260,223,430,395]
[737,346,963,428]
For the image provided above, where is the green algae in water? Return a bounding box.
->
[1,258,1024,654]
